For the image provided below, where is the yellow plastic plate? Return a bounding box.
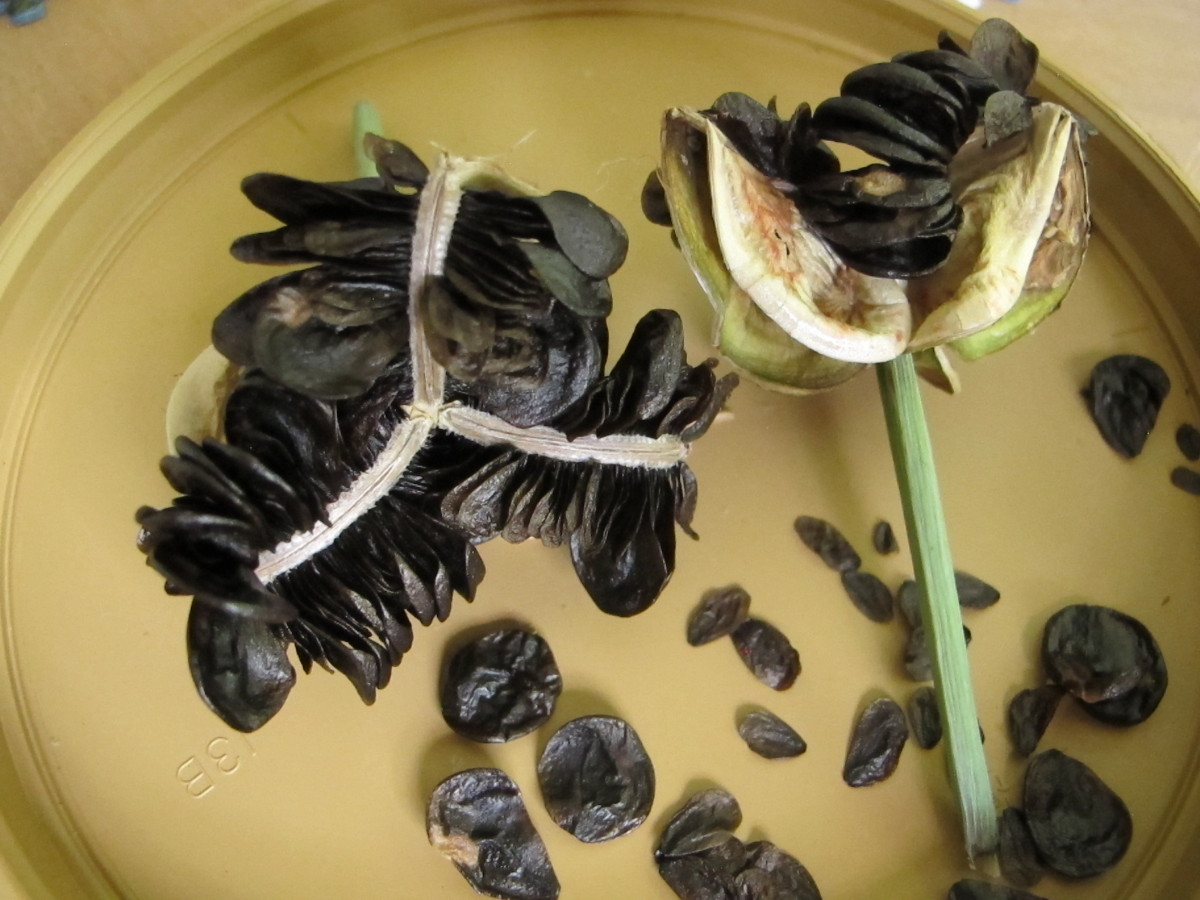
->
[2,1,1199,897]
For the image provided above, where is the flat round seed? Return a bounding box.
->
[737,709,807,759]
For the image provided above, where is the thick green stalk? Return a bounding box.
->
[353,100,384,179]
[877,353,997,861]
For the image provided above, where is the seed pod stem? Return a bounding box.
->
[353,100,384,179]
[876,353,997,860]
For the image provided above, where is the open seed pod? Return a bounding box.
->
[138,136,736,731]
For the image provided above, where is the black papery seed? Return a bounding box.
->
[906,686,942,749]
[905,624,971,682]
[656,788,743,860]
[1023,750,1132,878]
[840,570,894,622]
[1041,603,1167,725]
[731,619,801,690]
[427,768,560,900]
[439,628,561,743]
[688,585,752,646]
[955,570,1000,609]
[737,841,823,900]
[1175,423,1200,461]
[871,520,899,555]
[998,807,1046,890]
[898,579,922,628]
[737,710,807,759]
[1007,685,1063,756]
[947,879,1048,900]
[1170,466,1200,496]
[794,516,861,572]
[658,855,738,900]
[1081,354,1170,458]
[537,715,654,843]
[843,697,908,787]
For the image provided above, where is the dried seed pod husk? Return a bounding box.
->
[947,878,1049,900]
[843,697,908,786]
[688,584,752,646]
[840,569,894,622]
[657,788,744,860]
[1080,354,1170,458]
[440,628,562,743]
[1006,685,1063,756]
[537,715,655,843]
[794,515,861,573]
[871,520,899,555]
[737,709,807,759]
[998,807,1046,890]
[1023,749,1132,878]
[907,685,942,749]
[427,768,560,900]
[1041,603,1167,724]
[731,619,801,690]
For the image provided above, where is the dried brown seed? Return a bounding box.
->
[657,788,743,860]
[906,686,942,749]
[731,619,801,690]
[1170,466,1200,496]
[998,807,1045,889]
[954,570,1000,609]
[871,519,899,554]
[738,841,823,900]
[737,710,807,759]
[1006,685,1063,757]
[843,697,908,787]
[1081,354,1170,458]
[840,570,894,622]
[794,516,861,573]
[688,585,752,646]
[1175,422,1200,461]
[904,624,971,682]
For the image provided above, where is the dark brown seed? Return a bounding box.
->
[1023,749,1132,878]
[840,570,894,622]
[427,768,560,900]
[998,807,1046,889]
[1170,466,1200,496]
[947,878,1049,900]
[1175,423,1200,461]
[657,788,743,860]
[954,570,1000,609]
[904,624,971,682]
[1006,685,1064,756]
[1041,604,1167,725]
[737,710,807,759]
[897,578,922,628]
[698,835,749,880]
[906,686,942,749]
[794,515,861,573]
[843,697,908,787]
[536,715,654,843]
[658,855,737,900]
[440,628,562,743]
[737,841,823,900]
[731,619,801,690]
[1081,354,1170,458]
[688,585,752,646]
[871,519,899,555]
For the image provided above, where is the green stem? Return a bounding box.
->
[353,100,384,179]
[877,353,997,861]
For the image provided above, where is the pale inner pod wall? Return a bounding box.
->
[1,1,1199,899]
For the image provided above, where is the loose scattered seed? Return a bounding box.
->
[906,686,942,749]
[1081,354,1170,458]
[998,807,1046,890]
[840,570,894,622]
[731,619,801,690]
[897,578,922,628]
[737,709,807,759]
[843,697,908,787]
[536,715,655,843]
[947,879,1049,900]
[440,628,562,743]
[427,768,560,900]
[872,519,899,555]
[736,841,822,900]
[1170,465,1200,496]
[1023,749,1132,878]
[904,624,971,682]
[794,515,861,573]
[954,571,1000,609]
[1175,423,1200,461]
[688,584,752,646]
[656,788,743,860]
[1006,685,1064,757]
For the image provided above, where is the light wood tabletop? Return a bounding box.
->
[1,0,1196,223]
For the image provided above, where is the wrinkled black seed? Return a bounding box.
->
[657,788,743,860]
[897,579,921,628]
[737,841,823,900]
[536,715,654,842]
[427,768,560,900]
[731,619,801,690]
[794,516,861,572]
[955,571,1000,609]
[1041,603,1167,725]
[658,855,738,900]
[1170,466,1200,496]
[1175,423,1200,461]
[840,570,894,622]
[906,686,942,749]
[947,878,1049,900]
[1023,749,1132,878]
[871,519,899,555]
[904,624,971,682]
[440,628,562,743]
[998,807,1046,890]
[688,584,752,646]
[1007,685,1064,756]
[1081,354,1170,458]
[843,697,908,787]
[737,710,807,759]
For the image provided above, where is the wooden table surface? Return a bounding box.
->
[1,0,1197,224]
